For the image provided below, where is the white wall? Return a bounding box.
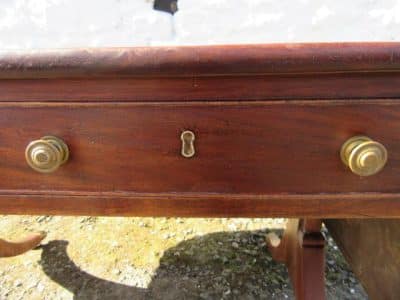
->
[0,0,399,49]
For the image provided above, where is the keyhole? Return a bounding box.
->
[181,130,195,158]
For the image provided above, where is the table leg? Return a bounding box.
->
[266,219,326,300]
[0,231,46,257]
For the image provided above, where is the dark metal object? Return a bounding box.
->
[153,0,178,15]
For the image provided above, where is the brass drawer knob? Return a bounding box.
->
[340,136,387,176]
[25,136,69,173]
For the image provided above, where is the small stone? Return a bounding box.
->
[14,280,23,287]
[25,278,38,289]
[37,283,44,292]
[231,242,239,249]
[228,223,237,230]
[37,216,47,222]
[112,269,121,275]
[224,288,231,295]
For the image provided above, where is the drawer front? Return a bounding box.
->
[0,101,399,194]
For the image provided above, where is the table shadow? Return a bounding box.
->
[37,229,366,299]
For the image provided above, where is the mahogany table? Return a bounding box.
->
[0,43,399,299]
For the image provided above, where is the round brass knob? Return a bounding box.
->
[25,136,69,173]
[340,136,387,176]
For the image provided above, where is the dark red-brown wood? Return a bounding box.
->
[1,43,400,102]
[267,219,326,300]
[0,100,400,217]
[1,43,400,79]
[1,101,400,195]
[324,219,400,300]
[1,73,400,102]
[1,43,400,299]
[1,192,400,217]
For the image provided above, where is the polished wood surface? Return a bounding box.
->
[325,219,400,300]
[1,43,400,102]
[1,73,400,102]
[1,192,400,217]
[1,43,400,299]
[267,219,326,300]
[0,101,400,195]
[0,43,400,219]
[1,43,400,79]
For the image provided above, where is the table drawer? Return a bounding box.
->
[0,101,399,194]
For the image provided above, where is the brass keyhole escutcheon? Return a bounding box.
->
[25,136,69,173]
[181,130,195,158]
[340,135,387,177]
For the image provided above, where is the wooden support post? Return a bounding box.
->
[267,219,326,300]
[324,219,400,300]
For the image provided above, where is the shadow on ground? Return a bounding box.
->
[37,229,366,299]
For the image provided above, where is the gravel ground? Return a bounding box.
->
[0,216,367,299]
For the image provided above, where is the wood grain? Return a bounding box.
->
[1,101,400,203]
[0,72,400,102]
[1,43,400,102]
[2,43,400,299]
[267,219,326,300]
[1,43,400,219]
[0,43,399,79]
[324,219,400,299]
[1,192,400,217]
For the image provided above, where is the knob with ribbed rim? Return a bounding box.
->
[340,135,387,177]
[25,136,69,173]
